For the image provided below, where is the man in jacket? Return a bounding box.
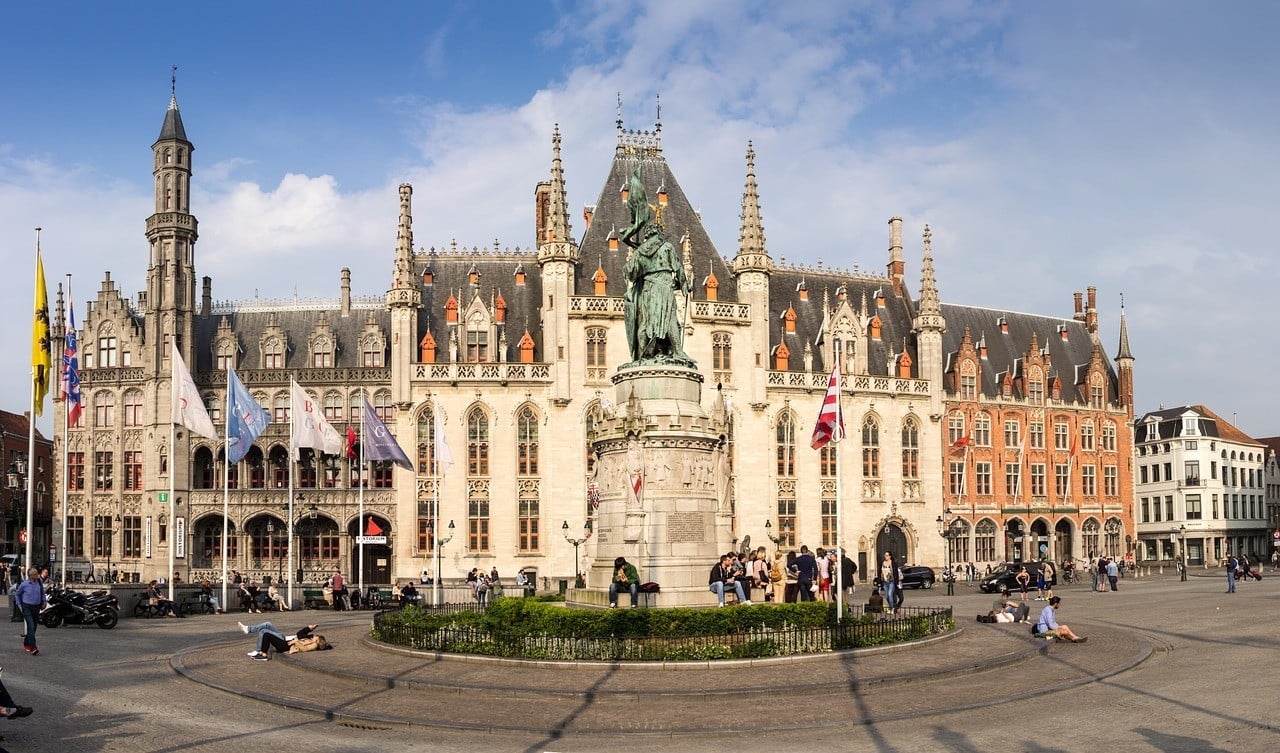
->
[708,554,749,606]
[790,546,819,602]
[608,556,640,608]
[14,568,46,655]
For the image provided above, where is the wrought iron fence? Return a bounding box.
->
[372,604,953,662]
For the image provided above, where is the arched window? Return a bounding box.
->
[373,391,393,421]
[586,327,607,382]
[775,413,796,477]
[323,392,342,422]
[1082,519,1101,558]
[973,413,991,447]
[517,406,538,476]
[206,394,221,424]
[468,408,490,477]
[416,407,437,475]
[975,519,997,562]
[123,390,144,427]
[215,340,235,371]
[273,393,289,422]
[93,391,115,428]
[193,447,215,489]
[311,339,333,368]
[585,403,602,478]
[1081,420,1095,451]
[901,418,919,480]
[263,338,284,369]
[861,416,880,478]
[712,332,732,382]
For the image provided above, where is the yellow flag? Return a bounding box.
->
[32,251,51,415]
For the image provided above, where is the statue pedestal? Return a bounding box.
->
[569,365,732,609]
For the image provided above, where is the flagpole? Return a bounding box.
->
[288,381,296,610]
[168,414,177,602]
[60,275,71,588]
[432,395,441,608]
[26,232,44,573]
[221,366,230,612]
[358,390,366,596]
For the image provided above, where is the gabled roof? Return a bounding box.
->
[194,307,390,372]
[940,303,1117,402]
[0,409,49,443]
[576,147,736,302]
[1135,405,1261,447]
[415,251,542,361]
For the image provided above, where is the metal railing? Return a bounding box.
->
[372,604,952,662]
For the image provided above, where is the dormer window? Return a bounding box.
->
[312,340,333,368]
[869,315,882,341]
[264,338,284,369]
[1182,415,1200,437]
[783,306,797,334]
[422,270,433,285]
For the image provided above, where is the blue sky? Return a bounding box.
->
[4,1,1280,436]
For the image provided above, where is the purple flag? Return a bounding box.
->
[361,399,413,471]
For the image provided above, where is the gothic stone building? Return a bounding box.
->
[50,94,1136,588]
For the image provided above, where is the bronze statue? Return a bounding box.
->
[620,164,695,367]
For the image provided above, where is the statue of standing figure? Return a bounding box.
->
[620,164,695,368]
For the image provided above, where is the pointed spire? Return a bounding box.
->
[538,124,579,265]
[390,184,419,299]
[1117,293,1134,360]
[733,141,771,274]
[547,124,572,244]
[918,224,941,316]
[157,66,189,144]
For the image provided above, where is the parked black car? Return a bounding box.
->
[979,562,1058,594]
[900,565,936,589]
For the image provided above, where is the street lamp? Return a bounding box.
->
[936,508,956,595]
[562,520,592,588]
[431,520,455,606]
[764,518,792,548]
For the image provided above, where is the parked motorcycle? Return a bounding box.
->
[40,586,119,629]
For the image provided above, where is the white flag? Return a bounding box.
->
[290,380,343,457]
[433,407,454,475]
[171,349,217,439]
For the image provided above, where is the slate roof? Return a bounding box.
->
[157,99,190,145]
[770,270,916,375]
[940,303,1118,403]
[1136,405,1261,447]
[194,307,389,372]
[0,409,50,443]
[576,146,738,303]
[414,251,543,361]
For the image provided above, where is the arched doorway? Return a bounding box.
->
[876,522,908,565]
[1055,519,1075,564]
[1005,518,1026,563]
[193,515,237,569]
[348,514,392,586]
[1029,518,1051,561]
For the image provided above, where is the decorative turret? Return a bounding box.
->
[387,183,422,308]
[536,124,578,265]
[145,73,198,369]
[887,217,904,293]
[912,224,946,396]
[388,183,421,407]
[731,141,771,275]
[1116,294,1135,413]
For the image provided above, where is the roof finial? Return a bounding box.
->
[169,65,179,110]
[655,93,662,133]
[616,92,623,132]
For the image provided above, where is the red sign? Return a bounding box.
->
[18,529,27,545]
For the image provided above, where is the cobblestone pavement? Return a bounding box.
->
[5,571,1279,752]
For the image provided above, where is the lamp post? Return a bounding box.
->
[562,520,591,588]
[936,508,956,596]
[1177,524,1187,581]
[764,518,792,549]
[107,514,120,583]
[433,520,454,606]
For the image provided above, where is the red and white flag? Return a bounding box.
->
[810,362,845,450]
[951,435,972,451]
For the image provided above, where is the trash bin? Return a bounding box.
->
[558,579,568,596]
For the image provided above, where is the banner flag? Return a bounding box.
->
[171,349,217,439]
[226,368,270,464]
[810,362,845,450]
[361,399,414,470]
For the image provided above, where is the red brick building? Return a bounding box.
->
[0,409,55,562]
[937,288,1136,568]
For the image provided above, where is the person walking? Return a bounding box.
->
[879,552,902,614]
[329,567,348,611]
[14,568,46,656]
[0,673,33,719]
[1226,551,1238,593]
[1106,557,1119,591]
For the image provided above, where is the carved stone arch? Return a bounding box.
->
[465,400,495,425]
[511,401,544,427]
[94,433,116,451]
[98,320,116,336]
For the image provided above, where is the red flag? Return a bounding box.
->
[1069,435,1078,461]
[345,425,358,459]
[364,517,384,536]
[951,435,971,450]
[810,363,845,450]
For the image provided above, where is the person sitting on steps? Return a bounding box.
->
[708,554,749,607]
[608,556,640,608]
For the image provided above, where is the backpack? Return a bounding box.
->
[770,559,784,583]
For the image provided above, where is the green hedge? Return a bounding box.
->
[372,599,953,661]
